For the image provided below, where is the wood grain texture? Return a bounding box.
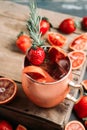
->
[0,1,87,130]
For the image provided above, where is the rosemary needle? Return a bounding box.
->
[27,0,44,48]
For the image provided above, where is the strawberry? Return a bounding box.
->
[40,18,50,35]
[16,34,32,53]
[0,120,13,130]
[27,47,45,66]
[58,18,76,34]
[74,95,87,118]
[81,16,87,30]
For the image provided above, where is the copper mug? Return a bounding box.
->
[22,49,83,108]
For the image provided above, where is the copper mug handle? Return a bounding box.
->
[66,81,83,103]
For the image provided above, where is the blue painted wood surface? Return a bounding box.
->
[9,0,87,17]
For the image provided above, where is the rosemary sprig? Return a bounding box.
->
[27,0,44,48]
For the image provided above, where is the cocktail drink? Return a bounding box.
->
[24,47,70,81]
[22,46,83,108]
[21,1,83,108]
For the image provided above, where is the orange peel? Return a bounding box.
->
[23,65,55,83]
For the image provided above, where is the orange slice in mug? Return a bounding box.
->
[65,120,85,130]
[23,65,55,83]
[69,33,87,51]
[0,78,17,104]
[48,46,67,62]
[68,50,86,70]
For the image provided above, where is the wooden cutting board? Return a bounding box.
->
[0,1,87,130]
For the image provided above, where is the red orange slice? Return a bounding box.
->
[65,120,85,130]
[69,33,87,51]
[48,46,67,62]
[0,78,17,104]
[16,124,27,130]
[23,65,55,83]
[68,50,86,70]
[47,32,66,47]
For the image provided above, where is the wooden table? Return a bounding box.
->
[0,1,87,130]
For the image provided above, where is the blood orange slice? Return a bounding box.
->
[23,65,55,83]
[0,78,17,104]
[81,79,87,90]
[68,50,86,70]
[16,124,27,130]
[69,33,87,51]
[65,120,85,130]
[48,46,67,62]
[48,46,70,77]
[47,32,66,47]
